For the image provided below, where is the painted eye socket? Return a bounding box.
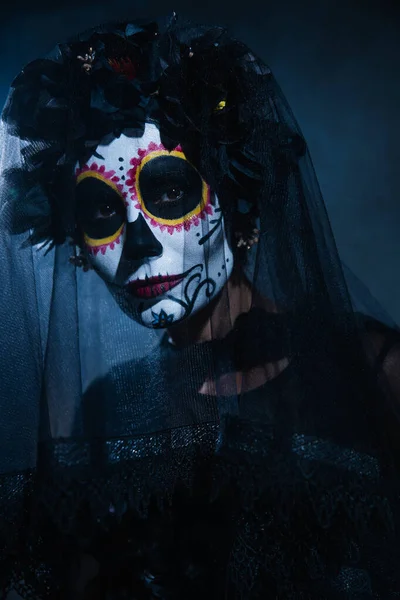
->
[136,154,208,224]
[95,203,119,218]
[75,174,126,242]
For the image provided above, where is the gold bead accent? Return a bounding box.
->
[77,47,96,73]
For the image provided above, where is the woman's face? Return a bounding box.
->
[75,123,234,328]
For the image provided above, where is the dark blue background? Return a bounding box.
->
[1,0,399,320]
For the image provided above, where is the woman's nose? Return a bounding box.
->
[123,213,163,261]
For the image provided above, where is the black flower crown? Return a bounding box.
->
[2,16,305,246]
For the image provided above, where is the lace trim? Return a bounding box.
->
[1,421,399,598]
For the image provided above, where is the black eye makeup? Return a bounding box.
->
[137,155,205,222]
[75,175,126,241]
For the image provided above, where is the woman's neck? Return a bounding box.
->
[167,267,289,394]
[166,268,259,348]
[168,268,278,347]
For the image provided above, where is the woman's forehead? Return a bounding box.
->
[81,123,163,167]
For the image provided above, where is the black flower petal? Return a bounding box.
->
[2,17,303,244]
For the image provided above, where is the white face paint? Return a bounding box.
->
[75,123,233,328]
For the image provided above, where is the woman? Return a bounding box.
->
[1,14,400,599]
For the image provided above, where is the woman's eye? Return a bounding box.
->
[159,187,184,203]
[95,203,117,219]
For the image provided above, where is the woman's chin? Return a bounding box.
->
[139,300,186,329]
[108,287,185,328]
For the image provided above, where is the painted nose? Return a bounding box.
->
[123,213,163,261]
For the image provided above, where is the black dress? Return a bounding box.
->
[1,17,400,600]
[58,332,396,599]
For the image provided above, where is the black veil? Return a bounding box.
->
[1,15,400,599]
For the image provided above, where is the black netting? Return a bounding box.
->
[1,15,400,599]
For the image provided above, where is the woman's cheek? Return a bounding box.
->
[86,228,126,283]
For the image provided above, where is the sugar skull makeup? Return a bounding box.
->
[75,123,234,328]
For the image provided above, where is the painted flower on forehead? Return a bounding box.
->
[126,140,213,235]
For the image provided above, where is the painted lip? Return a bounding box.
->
[127,273,185,299]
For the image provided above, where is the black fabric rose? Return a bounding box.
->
[2,15,305,245]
